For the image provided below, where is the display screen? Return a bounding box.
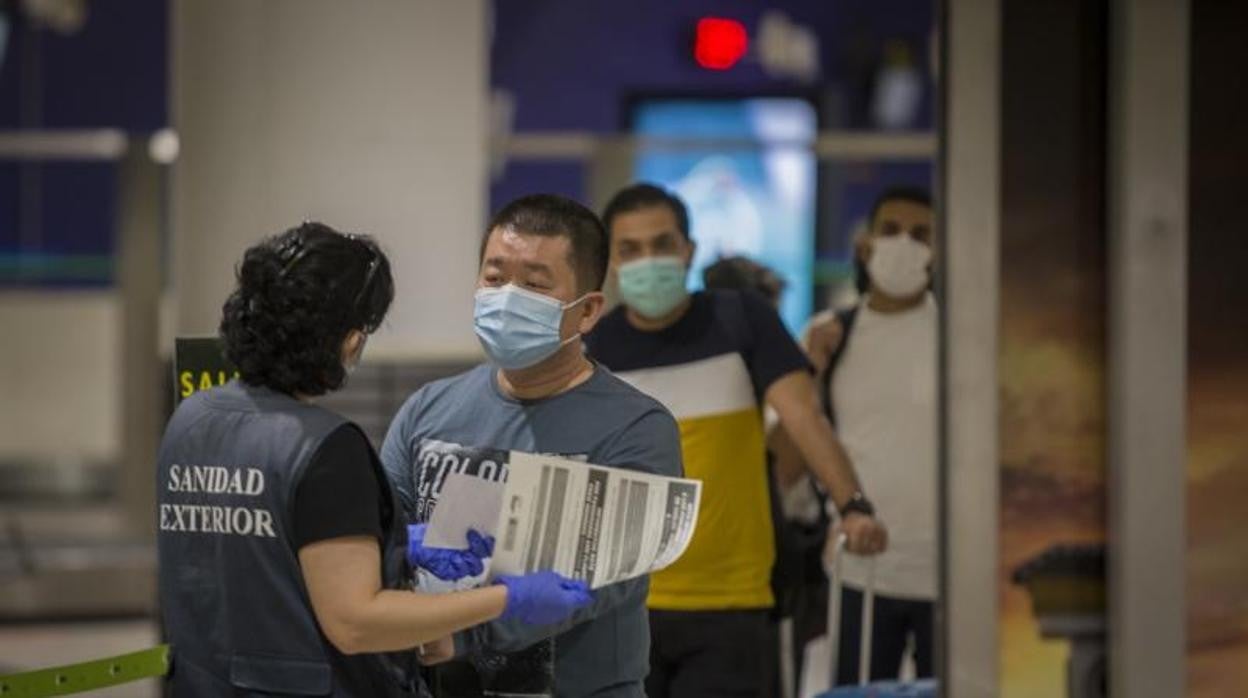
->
[631,98,817,334]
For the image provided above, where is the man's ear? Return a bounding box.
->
[683,238,697,267]
[577,292,608,335]
[854,231,873,265]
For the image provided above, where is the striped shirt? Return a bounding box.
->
[588,290,810,610]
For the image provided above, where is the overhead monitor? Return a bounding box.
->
[630,97,817,334]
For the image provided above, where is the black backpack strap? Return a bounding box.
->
[817,305,859,423]
[718,290,754,352]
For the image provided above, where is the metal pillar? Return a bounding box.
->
[1107,1,1189,696]
[941,1,1001,696]
[117,139,165,538]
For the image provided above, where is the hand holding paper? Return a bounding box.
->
[407,523,495,581]
[422,454,702,590]
[496,571,593,625]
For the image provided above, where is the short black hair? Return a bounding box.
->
[857,186,935,293]
[601,183,690,242]
[482,194,609,292]
[868,186,932,228]
[220,221,394,397]
[703,256,787,305]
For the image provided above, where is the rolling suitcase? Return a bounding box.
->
[810,534,939,698]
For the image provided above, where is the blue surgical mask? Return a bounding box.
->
[617,256,689,319]
[474,285,587,370]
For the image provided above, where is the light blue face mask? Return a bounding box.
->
[473,285,587,370]
[616,256,689,319]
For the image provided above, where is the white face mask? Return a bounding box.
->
[867,235,932,298]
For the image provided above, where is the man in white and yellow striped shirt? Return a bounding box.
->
[587,183,888,698]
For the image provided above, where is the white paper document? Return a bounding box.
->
[426,450,702,590]
[424,472,505,549]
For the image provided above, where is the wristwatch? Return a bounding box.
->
[838,491,875,518]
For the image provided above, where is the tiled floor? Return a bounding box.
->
[0,618,160,697]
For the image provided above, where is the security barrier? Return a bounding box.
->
[0,645,168,697]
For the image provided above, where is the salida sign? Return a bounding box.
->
[174,337,239,405]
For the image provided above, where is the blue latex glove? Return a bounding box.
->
[495,571,594,626]
[407,524,495,581]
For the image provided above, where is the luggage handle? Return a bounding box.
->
[825,532,876,688]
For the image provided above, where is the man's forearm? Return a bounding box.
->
[766,373,887,554]
[767,426,809,490]
[784,409,862,510]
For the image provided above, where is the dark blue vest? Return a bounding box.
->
[157,381,418,697]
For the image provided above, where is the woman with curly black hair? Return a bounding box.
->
[218,221,393,398]
[156,222,591,697]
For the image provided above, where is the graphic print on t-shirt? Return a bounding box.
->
[411,439,511,523]
[411,438,588,524]
[410,438,586,697]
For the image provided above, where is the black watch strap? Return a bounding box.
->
[839,491,875,518]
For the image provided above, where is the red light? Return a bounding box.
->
[695,17,748,71]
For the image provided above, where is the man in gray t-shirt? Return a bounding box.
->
[382,364,680,696]
[381,194,682,697]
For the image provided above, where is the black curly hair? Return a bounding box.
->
[702,255,787,306]
[219,222,394,397]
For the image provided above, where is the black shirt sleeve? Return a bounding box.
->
[292,424,385,550]
[738,289,813,397]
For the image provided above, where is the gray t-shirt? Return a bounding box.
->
[380,363,682,697]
